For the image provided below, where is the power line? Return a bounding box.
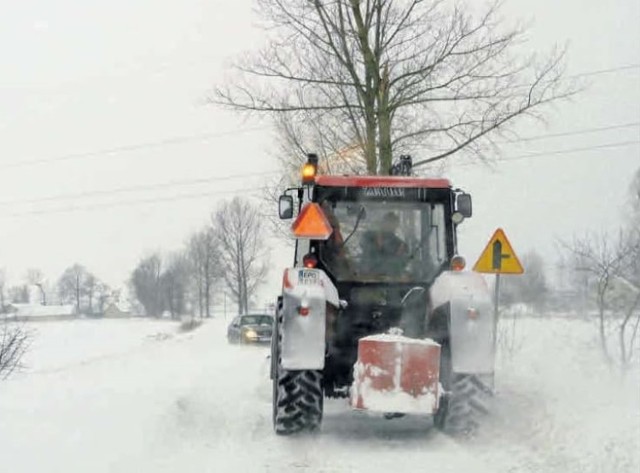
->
[422,132,640,166]
[0,170,280,208]
[497,140,640,163]
[2,118,636,176]
[0,63,638,171]
[0,63,637,172]
[567,63,640,79]
[5,139,638,218]
[1,137,638,217]
[454,140,640,167]
[4,185,270,219]
[503,122,640,143]
[9,127,622,208]
[0,126,270,171]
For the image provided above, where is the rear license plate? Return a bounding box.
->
[298,270,319,285]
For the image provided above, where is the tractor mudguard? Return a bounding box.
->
[430,271,494,374]
[279,268,339,371]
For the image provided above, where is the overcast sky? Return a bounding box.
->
[0,0,638,306]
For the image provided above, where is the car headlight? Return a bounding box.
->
[244,329,258,339]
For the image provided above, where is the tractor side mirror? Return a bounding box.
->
[456,193,472,218]
[278,195,294,220]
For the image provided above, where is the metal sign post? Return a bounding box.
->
[493,274,500,351]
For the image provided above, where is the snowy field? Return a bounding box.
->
[1,315,638,473]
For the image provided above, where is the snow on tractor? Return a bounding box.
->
[271,154,495,436]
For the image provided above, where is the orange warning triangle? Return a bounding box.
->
[473,228,524,274]
[291,203,333,240]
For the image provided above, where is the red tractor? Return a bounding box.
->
[271,154,494,435]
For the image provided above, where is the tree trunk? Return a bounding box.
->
[198,281,203,318]
[597,283,611,363]
[37,285,46,306]
[239,244,248,314]
[351,0,380,175]
[205,278,211,318]
[157,267,162,317]
[235,243,243,314]
[364,111,377,174]
[377,64,392,174]
[619,292,640,366]
[76,275,81,314]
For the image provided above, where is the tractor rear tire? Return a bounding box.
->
[434,373,491,436]
[271,303,324,435]
[273,368,324,435]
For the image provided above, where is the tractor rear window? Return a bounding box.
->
[318,200,448,282]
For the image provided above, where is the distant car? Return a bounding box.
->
[227,314,274,344]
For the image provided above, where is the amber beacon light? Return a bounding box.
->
[301,153,318,184]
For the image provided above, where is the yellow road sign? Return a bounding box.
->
[473,228,524,274]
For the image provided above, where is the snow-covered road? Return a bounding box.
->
[1,316,638,473]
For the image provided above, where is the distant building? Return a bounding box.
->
[5,303,77,321]
[103,302,132,318]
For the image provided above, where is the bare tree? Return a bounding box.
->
[561,230,640,367]
[8,285,29,304]
[161,252,191,319]
[187,228,220,318]
[214,197,268,314]
[621,168,640,363]
[215,0,574,174]
[500,250,548,311]
[26,268,47,305]
[58,264,89,314]
[131,254,164,317]
[0,319,29,380]
[629,168,640,225]
[95,281,111,315]
[83,273,98,315]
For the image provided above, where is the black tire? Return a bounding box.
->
[271,305,324,435]
[273,368,324,435]
[434,373,491,436]
[434,341,491,436]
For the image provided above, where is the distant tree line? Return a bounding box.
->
[498,168,640,369]
[0,197,269,319]
[129,197,269,318]
[0,264,110,316]
[559,168,640,368]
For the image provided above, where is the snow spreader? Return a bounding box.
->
[271,154,495,436]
